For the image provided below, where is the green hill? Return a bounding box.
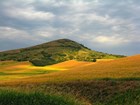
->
[0,39,124,66]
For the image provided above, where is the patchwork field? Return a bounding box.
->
[0,61,66,81]
[0,59,104,82]
[0,55,140,105]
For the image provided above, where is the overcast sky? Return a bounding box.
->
[0,0,140,55]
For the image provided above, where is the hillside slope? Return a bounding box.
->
[0,39,124,66]
[50,60,94,69]
[0,55,139,105]
[0,55,139,85]
[21,54,140,83]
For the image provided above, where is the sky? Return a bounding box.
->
[0,0,140,55]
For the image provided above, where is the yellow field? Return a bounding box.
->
[50,60,95,69]
[0,61,66,81]
[0,59,110,82]
[0,55,140,84]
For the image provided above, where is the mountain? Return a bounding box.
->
[0,39,124,66]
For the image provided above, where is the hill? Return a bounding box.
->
[0,39,124,66]
[19,54,139,83]
[0,54,139,84]
[0,55,139,105]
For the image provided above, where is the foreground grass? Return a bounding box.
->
[106,89,140,105]
[44,80,140,105]
[1,80,139,105]
[0,90,81,105]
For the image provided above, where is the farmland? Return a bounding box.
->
[0,55,140,105]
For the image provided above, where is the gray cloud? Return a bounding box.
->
[0,0,140,55]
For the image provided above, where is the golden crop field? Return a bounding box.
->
[23,54,140,83]
[0,55,140,105]
[0,61,66,82]
[0,55,140,85]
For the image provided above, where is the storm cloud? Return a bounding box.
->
[0,0,140,55]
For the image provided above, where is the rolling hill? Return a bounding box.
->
[26,54,139,82]
[0,54,139,84]
[0,39,124,66]
[0,54,139,105]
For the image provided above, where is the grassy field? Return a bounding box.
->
[0,89,82,105]
[0,55,140,105]
[0,61,66,81]
[1,54,138,84]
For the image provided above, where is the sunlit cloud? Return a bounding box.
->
[94,35,130,45]
[4,7,55,21]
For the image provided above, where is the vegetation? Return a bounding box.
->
[104,89,140,105]
[0,90,81,105]
[8,55,139,84]
[0,39,139,105]
[45,80,140,105]
[0,61,65,81]
[0,80,139,105]
[0,55,140,83]
[0,39,124,66]
[0,55,139,105]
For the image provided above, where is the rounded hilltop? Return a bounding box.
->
[0,38,124,66]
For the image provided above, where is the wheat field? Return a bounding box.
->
[0,55,140,85]
[0,55,140,105]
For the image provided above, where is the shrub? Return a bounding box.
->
[29,58,56,66]
[92,58,96,62]
[29,59,47,66]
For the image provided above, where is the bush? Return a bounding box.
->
[29,58,56,66]
[29,59,47,66]
[92,58,96,62]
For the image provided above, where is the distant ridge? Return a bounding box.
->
[0,39,124,66]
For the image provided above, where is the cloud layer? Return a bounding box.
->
[0,0,140,55]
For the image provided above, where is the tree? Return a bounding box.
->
[92,58,96,62]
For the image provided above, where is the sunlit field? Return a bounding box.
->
[0,61,66,81]
[0,59,114,83]
[0,55,140,105]
[1,55,139,84]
